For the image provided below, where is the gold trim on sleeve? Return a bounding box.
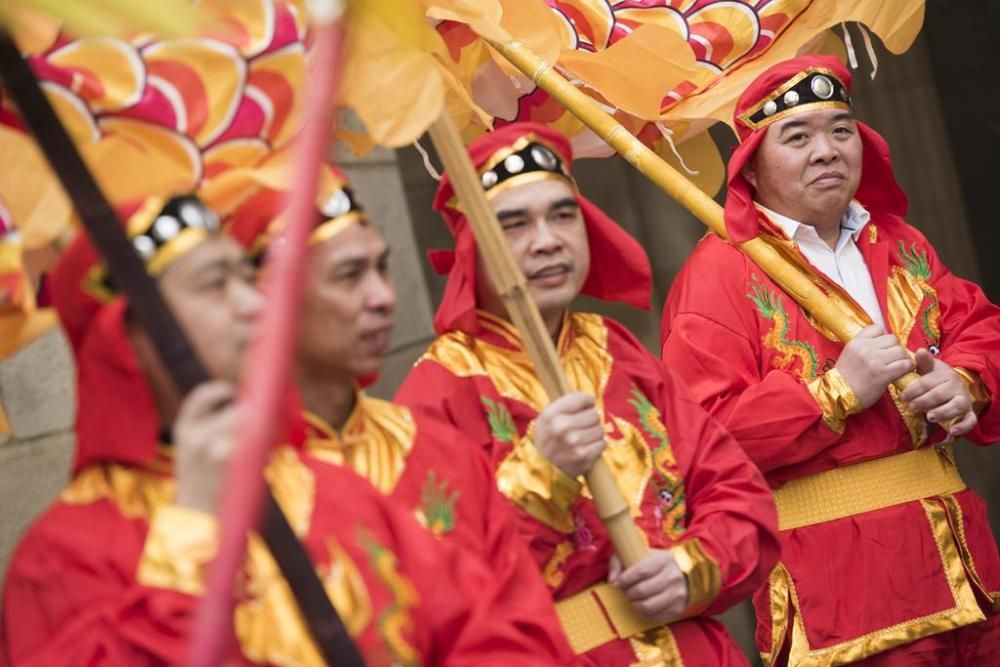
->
[670,538,722,617]
[805,368,861,434]
[495,430,582,534]
[136,504,219,596]
[954,367,991,415]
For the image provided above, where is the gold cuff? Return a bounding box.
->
[806,368,862,434]
[669,539,722,617]
[136,504,219,596]
[495,436,582,534]
[954,367,991,415]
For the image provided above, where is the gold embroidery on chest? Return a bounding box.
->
[360,530,421,667]
[305,396,416,494]
[887,242,941,348]
[543,541,575,588]
[747,274,820,379]
[588,416,656,519]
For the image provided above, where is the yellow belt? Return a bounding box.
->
[554,583,662,654]
[774,444,966,530]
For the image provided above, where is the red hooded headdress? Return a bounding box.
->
[724,55,908,243]
[50,196,221,473]
[430,122,652,334]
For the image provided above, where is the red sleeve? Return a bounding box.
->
[660,368,781,615]
[661,240,843,472]
[1,502,202,667]
[916,230,1000,443]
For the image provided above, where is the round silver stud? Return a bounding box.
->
[811,75,834,100]
[763,100,778,117]
[481,170,498,189]
[152,215,180,241]
[204,209,221,230]
[179,201,205,227]
[783,90,800,107]
[320,189,351,218]
[503,154,525,174]
[133,234,156,260]
[531,145,558,171]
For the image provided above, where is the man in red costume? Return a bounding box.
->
[0,194,573,666]
[395,122,780,665]
[662,54,1000,665]
[226,165,577,664]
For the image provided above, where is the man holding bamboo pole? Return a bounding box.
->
[225,163,578,664]
[662,55,1000,665]
[0,194,565,666]
[396,122,779,665]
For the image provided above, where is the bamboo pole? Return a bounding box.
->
[491,39,937,408]
[427,111,648,568]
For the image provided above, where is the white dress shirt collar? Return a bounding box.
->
[756,200,871,250]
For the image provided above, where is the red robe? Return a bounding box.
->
[1,445,567,667]
[297,392,577,663]
[397,309,780,666]
[662,213,1000,665]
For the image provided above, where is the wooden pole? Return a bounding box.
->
[490,39,936,411]
[427,111,648,568]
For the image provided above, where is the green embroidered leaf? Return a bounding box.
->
[481,396,517,443]
[898,241,932,281]
[746,273,782,319]
[419,471,458,535]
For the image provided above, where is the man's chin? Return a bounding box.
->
[349,359,384,384]
[531,284,578,312]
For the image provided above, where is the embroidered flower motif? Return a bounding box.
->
[573,514,595,551]
[415,470,458,537]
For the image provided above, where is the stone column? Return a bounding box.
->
[0,329,76,589]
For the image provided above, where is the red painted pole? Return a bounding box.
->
[187,7,346,665]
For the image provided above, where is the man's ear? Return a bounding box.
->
[742,157,758,189]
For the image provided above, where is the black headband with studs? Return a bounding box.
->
[129,195,221,274]
[248,184,367,261]
[478,140,572,195]
[739,68,852,131]
[86,195,221,300]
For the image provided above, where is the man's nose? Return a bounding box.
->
[235,279,264,319]
[365,273,396,313]
[529,218,562,253]
[810,134,838,163]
